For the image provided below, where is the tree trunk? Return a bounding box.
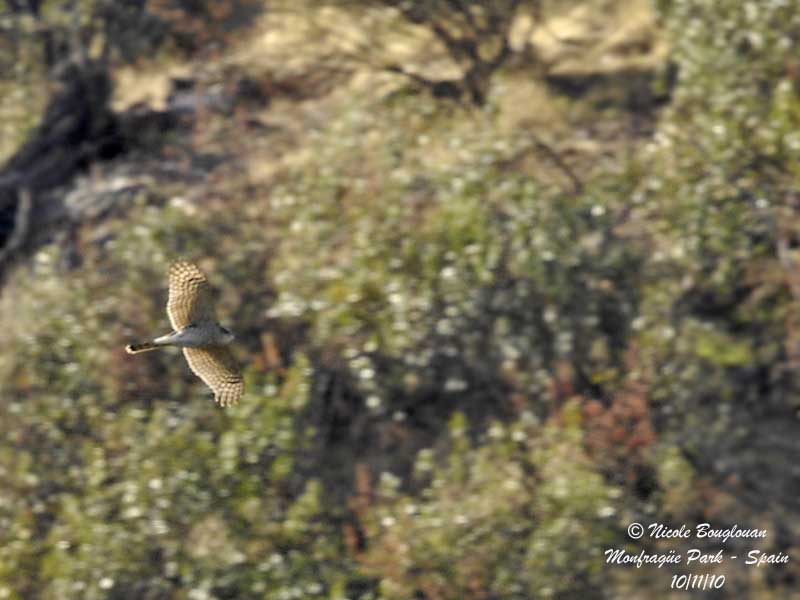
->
[0,60,118,269]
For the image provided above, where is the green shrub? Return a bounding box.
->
[638,0,800,513]
[0,203,368,599]
[269,97,643,433]
[358,405,622,599]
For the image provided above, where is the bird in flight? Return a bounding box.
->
[126,260,244,406]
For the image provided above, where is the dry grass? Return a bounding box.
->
[106,0,664,201]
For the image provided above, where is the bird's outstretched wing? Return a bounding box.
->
[182,346,244,406]
[167,261,216,329]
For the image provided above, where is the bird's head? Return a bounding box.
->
[219,325,235,344]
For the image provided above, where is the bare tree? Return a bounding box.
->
[318,0,544,105]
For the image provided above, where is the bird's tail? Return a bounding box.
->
[125,342,160,354]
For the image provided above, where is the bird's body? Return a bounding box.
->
[125,260,244,406]
[127,323,234,352]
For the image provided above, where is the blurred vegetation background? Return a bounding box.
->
[0,0,799,598]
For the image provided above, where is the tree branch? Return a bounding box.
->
[0,188,32,266]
